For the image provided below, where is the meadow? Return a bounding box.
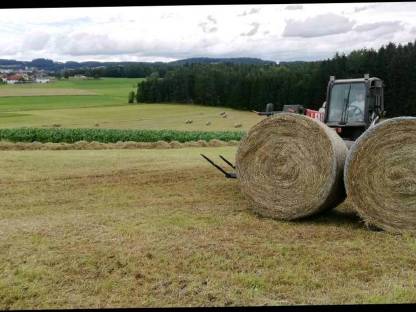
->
[0,78,263,131]
[1,147,416,309]
[1,77,415,308]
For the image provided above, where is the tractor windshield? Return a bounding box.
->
[327,82,366,123]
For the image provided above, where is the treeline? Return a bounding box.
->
[66,63,170,79]
[136,41,416,118]
[63,57,275,78]
[0,57,274,78]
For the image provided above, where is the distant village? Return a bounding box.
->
[0,67,56,84]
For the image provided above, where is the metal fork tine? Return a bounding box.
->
[200,154,229,176]
[219,155,236,169]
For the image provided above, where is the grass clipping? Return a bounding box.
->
[235,113,348,220]
[344,117,416,234]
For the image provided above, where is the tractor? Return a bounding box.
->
[201,74,386,178]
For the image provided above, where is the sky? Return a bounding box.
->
[0,3,416,63]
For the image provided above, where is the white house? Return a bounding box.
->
[35,78,50,83]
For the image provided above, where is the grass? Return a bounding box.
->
[0,78,263,131]
[0,88,97,97]
[1,146,416,308]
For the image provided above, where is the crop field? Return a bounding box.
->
[0,78,263,131]
[1,146,416,309]
[0,128,244,143]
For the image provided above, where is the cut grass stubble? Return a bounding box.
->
[1,147,416,308]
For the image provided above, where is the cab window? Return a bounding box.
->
[347,83,366,122]
[327,84,349,122]
[327,82,366,123]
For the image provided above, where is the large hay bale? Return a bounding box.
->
[344,117,416,234]
[235,113,348,220]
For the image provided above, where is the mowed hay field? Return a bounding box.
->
[0,78,263,131]
[1,146,416,308]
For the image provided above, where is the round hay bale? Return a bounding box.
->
[235,113,348,220]
[344,117,416,234]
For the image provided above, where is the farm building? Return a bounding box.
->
[5,74,24,84]
[35,78,50,83]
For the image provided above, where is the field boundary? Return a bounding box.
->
[0,139,240,151]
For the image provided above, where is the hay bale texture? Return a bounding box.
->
[235,113,348,220]
[344,117,416,234]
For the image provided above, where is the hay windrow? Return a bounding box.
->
[208,139,226,147]
[344,117,416,234]
[235,113,348,220]
[0,139,239,151]
[169,140,182,148]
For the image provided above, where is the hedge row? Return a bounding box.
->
[0,128,245,143]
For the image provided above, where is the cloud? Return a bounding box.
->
[354,21,404,34]
[241,22,260,36]
[238,7,260,17]
[35,16,92,27]
[53,33,117,56]
[22,31,50,50]
[282,14,355,38]
[207,15,217,24]
[198,15,218,33]
[353,4,378,13]
[285,5,303,10]
[198,22,218,33]
[0,4,415,64]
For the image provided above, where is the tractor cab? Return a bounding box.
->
[324,74,385,141]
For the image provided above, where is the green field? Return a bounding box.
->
[0,78,263,131]
[1,147,415,308]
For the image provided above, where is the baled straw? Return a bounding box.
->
[235,113,348,220]
[344,117,416,234]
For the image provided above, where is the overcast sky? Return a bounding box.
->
[1,3,416,63]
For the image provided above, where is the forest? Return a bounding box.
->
[135,41,416,118]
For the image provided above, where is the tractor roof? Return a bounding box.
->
[332,77,382,84]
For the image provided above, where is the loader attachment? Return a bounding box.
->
[200,154,237,179]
